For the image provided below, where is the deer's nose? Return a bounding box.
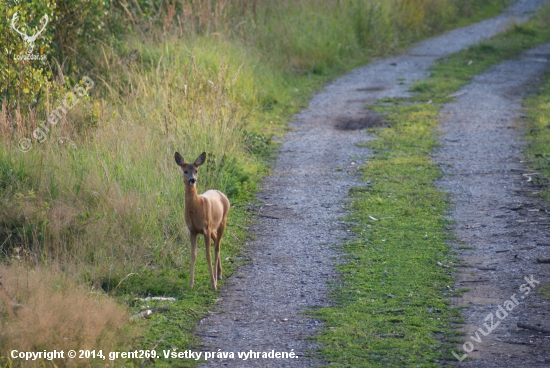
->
[189,178,196,185]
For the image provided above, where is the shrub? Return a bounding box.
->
[1,0,117,143]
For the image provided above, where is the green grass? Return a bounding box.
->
[523,63,550,303]
[312,5,550,367]
[524,70,550,203]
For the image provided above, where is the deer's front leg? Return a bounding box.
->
[204,231,217,290]
[189,232,198,288]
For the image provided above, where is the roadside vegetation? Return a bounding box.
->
[524,72,550,204]
[524,66,550,302]
[0,0,515,365]
[311,5,550,366]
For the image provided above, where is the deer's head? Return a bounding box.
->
[175,152,206,186]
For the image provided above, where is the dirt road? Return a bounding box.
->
[197,1,550,366]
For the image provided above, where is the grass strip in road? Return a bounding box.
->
[312,6,550,367]
[412,18,550,102]
[312,102,458,366]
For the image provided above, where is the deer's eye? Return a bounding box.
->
[184,171,188,174]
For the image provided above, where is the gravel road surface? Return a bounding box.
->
[437,43,550,367]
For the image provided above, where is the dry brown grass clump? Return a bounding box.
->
[0,264,132,367]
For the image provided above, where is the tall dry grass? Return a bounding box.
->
[0,264,132,366]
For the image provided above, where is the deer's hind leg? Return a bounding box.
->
[210,231,221,280]
[214,223,226,280]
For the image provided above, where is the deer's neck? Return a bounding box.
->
[184,184,201,208]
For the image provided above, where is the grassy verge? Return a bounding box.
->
[524,69,550,301]
[312,5,550,366]
[524,73,550,203]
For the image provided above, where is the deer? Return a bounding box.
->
[175,152,230,290]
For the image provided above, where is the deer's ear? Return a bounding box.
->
[174,152,185,167]
[194,152,206,167]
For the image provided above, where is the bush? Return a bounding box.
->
[1,0,117,142]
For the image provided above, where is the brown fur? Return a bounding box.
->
[175,151,230,290]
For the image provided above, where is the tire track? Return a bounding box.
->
[437,43,550,367]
